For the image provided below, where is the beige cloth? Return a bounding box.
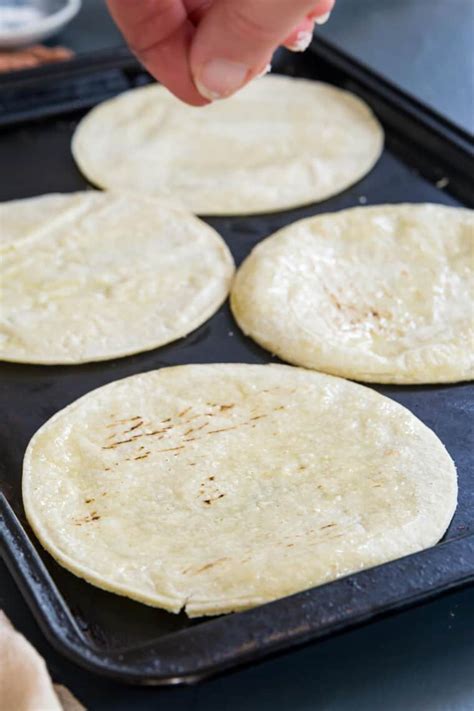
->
[0,612,85,711]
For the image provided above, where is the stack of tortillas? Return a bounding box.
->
[71,75,384,215]
[0,191,233,364]
[4,74,469,619]
[232,204,474,384]
[23,364,457,617]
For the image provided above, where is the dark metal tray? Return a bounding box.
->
[0,39,473,686]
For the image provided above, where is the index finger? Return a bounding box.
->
[107,0,209,105]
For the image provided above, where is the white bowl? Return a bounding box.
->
[0,0,81,49]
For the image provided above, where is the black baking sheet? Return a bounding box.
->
[0,40,473,685]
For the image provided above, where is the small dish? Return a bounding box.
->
[0,0,81,49]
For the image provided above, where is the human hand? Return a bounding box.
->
[107,0,334,106]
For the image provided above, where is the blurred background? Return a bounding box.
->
[0,0,473,131]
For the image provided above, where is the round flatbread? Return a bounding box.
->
[231,204,474,384]
[23,364,457,617]
[71,76,384,216]
[0,191,234,364]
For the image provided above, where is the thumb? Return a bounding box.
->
[190,0,333,100]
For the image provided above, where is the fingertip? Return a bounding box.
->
[308,0,335,21]
[168,89,211,107]
[107,2,209,107]
[284,1,335,53]
[193,58,251,101]
[190,0,320,100]
[284,18,314,52]
[138,24,211,106]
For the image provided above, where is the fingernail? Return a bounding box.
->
[288,30,313,53]
[194,59,249,100]
[315,11,331,25]
[257,63,272,79]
